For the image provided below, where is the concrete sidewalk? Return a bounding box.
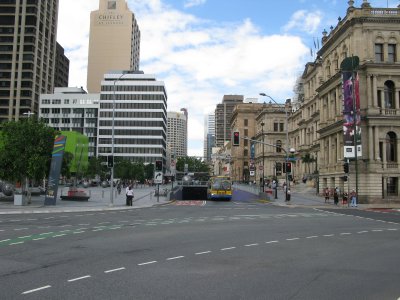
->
[269,183,400,209]
[0,185,172,214]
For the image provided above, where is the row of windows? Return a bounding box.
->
[101,85,165,92]
[100,94,166,101]
[375,43,397,63]
[100,102,165,110]
[99,120,166,128]
[99,129,166,137]
[41,108,97,115]
[99,139,165,145]
[98,148,164,155]
[100,112,166,120]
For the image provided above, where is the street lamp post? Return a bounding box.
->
[261,121,265,193]
[259,93,291,201]
[110,71,133,206]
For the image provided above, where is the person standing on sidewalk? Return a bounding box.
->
[350,189,357,207]
[333,187,339,205]
[324,187,330,203]
[126,184,134,206]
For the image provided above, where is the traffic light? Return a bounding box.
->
[233,131,240,146]
[107,155,113,168]
[155,160,163,171]
[341,175,348,182]
[343,162,349,173]
[286,162,292,173]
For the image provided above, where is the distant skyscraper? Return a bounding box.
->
[97,71,167,165]
[167,111,188,158]
[203,114,215,160]
[87,0,141,93]
[215,95,244,148]
[0,0,59,122]
[54,42,70,88]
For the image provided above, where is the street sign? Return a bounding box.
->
[250,171,255,176]
[154,171,163,184]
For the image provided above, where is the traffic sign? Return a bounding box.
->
[154,171,163,184]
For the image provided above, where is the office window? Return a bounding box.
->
[388,44,397,63]
[375,43,384,62]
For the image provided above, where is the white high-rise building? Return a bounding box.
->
[87,0,141,93]
[97,71,167,165]
[203,114,215,160]
[167,111,187,158]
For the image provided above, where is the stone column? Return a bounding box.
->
[395,88,399,110]
[374,126,380,161]
[368,126,374,160]
[382,139,387,169]
[366,75,372,107]
[372,75,378,107]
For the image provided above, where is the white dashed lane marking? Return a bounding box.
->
[166,256,185,261]
[138,261,157,266]
[68,275,91,282]
[104,267,125,273]
[22,285,51,295]
[195,251,212,255]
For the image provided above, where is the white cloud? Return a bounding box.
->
[58,0,310,157]
[283,10,322,34]
[184,0,207,8]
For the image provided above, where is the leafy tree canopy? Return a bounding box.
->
[0,118,56,183]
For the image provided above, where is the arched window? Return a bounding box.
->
[384,81,395,109]
[275,162,282,176]
[386,131,397,162]
[276,140,282,153]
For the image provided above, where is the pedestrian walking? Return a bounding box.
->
[350,189,357,207]
[324,187,330,203]
[126,184,134,206]
[333,187,339,205]
[117,182,122,195]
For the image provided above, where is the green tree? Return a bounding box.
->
[61,152,74,179]
[0,118,56,197]
[84,156,107,180]
[301,153,316,175]
[145,163,154,180]
[176,156,210,173]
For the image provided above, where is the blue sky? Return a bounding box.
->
[58,0,398,156]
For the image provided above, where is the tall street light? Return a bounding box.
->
[261,121,265,193]
[259,93,292,201]
[110,71,133,206]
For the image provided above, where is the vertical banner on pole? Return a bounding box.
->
[342,71,362,158]
[44,135,67,206]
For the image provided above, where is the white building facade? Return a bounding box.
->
[97,71,167,165]
[167,111,187,158]
[39,87,100,157]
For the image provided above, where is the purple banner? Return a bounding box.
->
[342,71,362,158]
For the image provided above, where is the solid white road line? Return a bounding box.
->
[22,285,51,295]
[104,267,126,273]
[68,275,91,282]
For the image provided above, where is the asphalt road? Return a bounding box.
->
[0,199,399,300]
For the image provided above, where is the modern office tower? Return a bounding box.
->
[214,95,244,148]
[203,114,215,161]
[97,71,167,165]
[0,0,59,123]
[39,88,100,157]
[167,111,187,158]
[86,0,141,93]
[54,42,69,88]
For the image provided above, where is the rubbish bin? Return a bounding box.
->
[285,190,291,201]
[14,194,26,206]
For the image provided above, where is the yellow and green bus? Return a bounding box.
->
[207,176,232,201]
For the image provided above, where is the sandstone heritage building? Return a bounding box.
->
[226,1,400,203]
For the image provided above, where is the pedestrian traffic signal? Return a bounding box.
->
[285,162,292,173]
[107,155,113,168]
[343,162,349,173]
[341,175,348,182]
[155,160,163,171]
[233,131,240,146]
